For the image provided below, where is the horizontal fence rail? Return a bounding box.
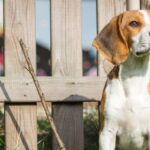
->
[0,77,104,102]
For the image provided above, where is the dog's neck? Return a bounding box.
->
[119,53,150,81]
[118,53,150,97]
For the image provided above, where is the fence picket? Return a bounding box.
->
[140,0,150,9]
[51,0,84,149]
[4,0,37,149]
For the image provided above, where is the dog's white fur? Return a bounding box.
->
[99,10,150,150]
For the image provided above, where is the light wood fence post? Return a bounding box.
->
[4,0,37,149]
[51,0,84,149]
[127,0,140,10]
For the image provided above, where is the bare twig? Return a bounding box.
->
[19,39,66,150]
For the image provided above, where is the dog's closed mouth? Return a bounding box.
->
[136,49,150,56]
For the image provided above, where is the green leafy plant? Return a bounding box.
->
[84,112,99,150]
[37,119,52,150]
[0,135,4,150]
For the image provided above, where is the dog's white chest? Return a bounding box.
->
[105,75,150,149]
[117,97,150,150]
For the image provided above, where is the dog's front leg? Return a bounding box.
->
[99,128,117,150]
[148,133,150,150]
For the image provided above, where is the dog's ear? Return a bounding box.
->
[93,14,129,65]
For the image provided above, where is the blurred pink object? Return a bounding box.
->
[0,52,3,64]
[86,67,97,76]
[37,68,47,76]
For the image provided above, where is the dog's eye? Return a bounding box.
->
[129,21,140,27]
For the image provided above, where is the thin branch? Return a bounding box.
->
[19,39,66,150]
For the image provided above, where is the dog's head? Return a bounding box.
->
[93,10,150,65]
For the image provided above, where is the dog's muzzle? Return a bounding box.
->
[135,49,150,56]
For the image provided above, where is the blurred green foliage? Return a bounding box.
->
[84,112,99,150]
[37,119,51,150]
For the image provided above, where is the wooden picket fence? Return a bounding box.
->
[0,0,149,149]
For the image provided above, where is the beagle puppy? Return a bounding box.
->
[93,10,150,150]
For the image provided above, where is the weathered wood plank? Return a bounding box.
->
[52,103,84,150]
[4,0,37,149]
[5,103,37,150]
[5,0,36,77]
[51,0,84,149]
[0,77,104,102]
[141,0,150,9]
[97,0,126,32]
[127,0,140,10]
[51,0,82,77]
[97,0,127,94]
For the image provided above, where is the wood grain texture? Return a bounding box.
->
[0,77,104,102]
[97,0,126,31]
[5,0,36,77]
[52,103,84,150]
[97,0,127,91]
[51,0,82,77]
[51,0,84,149]
[4,0,37,149]
[141,0,150,9]
[127,0,140,10]
[5,103,37,150]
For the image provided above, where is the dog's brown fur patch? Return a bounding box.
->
[108,66,119,80]
[99,84,107,131]
[100,66,120,131]
[147,81,150,94]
